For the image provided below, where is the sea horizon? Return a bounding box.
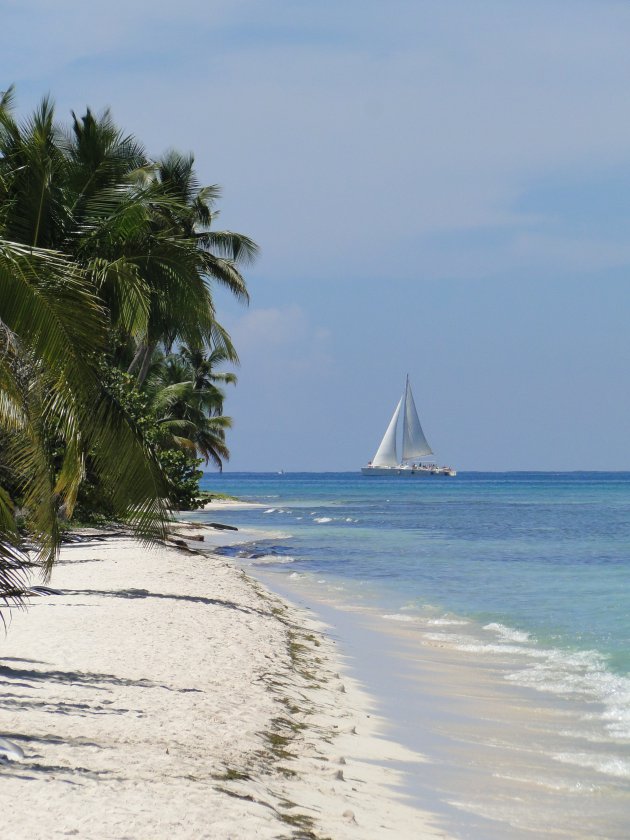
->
[209,468,630,475]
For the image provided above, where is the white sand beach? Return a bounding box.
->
[0,534,449,839]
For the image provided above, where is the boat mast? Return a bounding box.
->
[401,374,409,464]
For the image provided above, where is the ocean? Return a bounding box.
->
[194,471,630,838]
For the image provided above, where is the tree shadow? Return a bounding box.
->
[0,760,114,784]
[65,587,270,616]
[0,663,163,690]
[0,659,203,700]
[56,556,105,566]
[0,696,140,717]
[5,732,86,746]
[1,657,48,664]
[0,733,117,785]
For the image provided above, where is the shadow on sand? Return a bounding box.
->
[65,586,272,617]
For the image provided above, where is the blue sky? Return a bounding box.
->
[3,1,630,470]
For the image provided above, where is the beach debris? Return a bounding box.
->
[342,809,357,824]
[0,737,24,762]
[169,532,205,542]
[335,769,345,781]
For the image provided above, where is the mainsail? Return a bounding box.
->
[363,376,454,475]
[371,397,402,467]
[402,377,433,461]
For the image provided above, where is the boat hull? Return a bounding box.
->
[364,376,456,476]
[361,466,456,476]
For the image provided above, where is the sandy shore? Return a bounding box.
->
[0,535,448,839]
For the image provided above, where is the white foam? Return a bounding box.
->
[492,771,600,793]
[484,622,532,644]
[314,517,332,523]
[454,641,536,656]
[501,647,630,741]
[264,508,276,514]
[423,632,478,645]
[559,729,612,745]
[417,612,630,749]
[552,752,630,779]
[251,555,295,566]
[382,614,417,623]
[428,618,470,626]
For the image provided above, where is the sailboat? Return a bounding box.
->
[361,376,456,476]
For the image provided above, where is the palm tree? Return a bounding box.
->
[127,150,258,386]
[144,346,235,469]
[0,89,256,610]
[0,240,171,591]
[179,342,238,395]
[0,88,153,345]
[0,94,175,601]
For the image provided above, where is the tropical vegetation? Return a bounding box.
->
[0,87,256,614]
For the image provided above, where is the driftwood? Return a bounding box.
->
[166,538,189,548]
[167,521,238,545]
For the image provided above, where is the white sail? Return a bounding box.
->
[402,377,433,460]
[371,397,402,467]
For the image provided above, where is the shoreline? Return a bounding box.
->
[250,567,630,839]
[0,534,448,839]
[193,506,630,837]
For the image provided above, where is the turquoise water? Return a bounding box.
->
[197,471,630,834]
[201,471,630,673]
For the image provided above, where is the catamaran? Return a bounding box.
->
[362,376,456,476]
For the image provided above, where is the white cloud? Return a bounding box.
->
[229,305,334,376]
[7,1,630,283]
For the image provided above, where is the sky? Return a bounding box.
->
[3,0,630,471]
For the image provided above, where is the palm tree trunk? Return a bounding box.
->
[136,340,157,387]
[127,342,145,375]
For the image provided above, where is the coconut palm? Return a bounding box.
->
[144,347,234,469]
[0,240,172,598]
[179,342,238,397]
[0,91,170,531]
[127,150,258,385]
[0,88,153,343]
[0,90,255,612]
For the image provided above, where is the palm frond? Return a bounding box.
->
[197,230,259,266]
